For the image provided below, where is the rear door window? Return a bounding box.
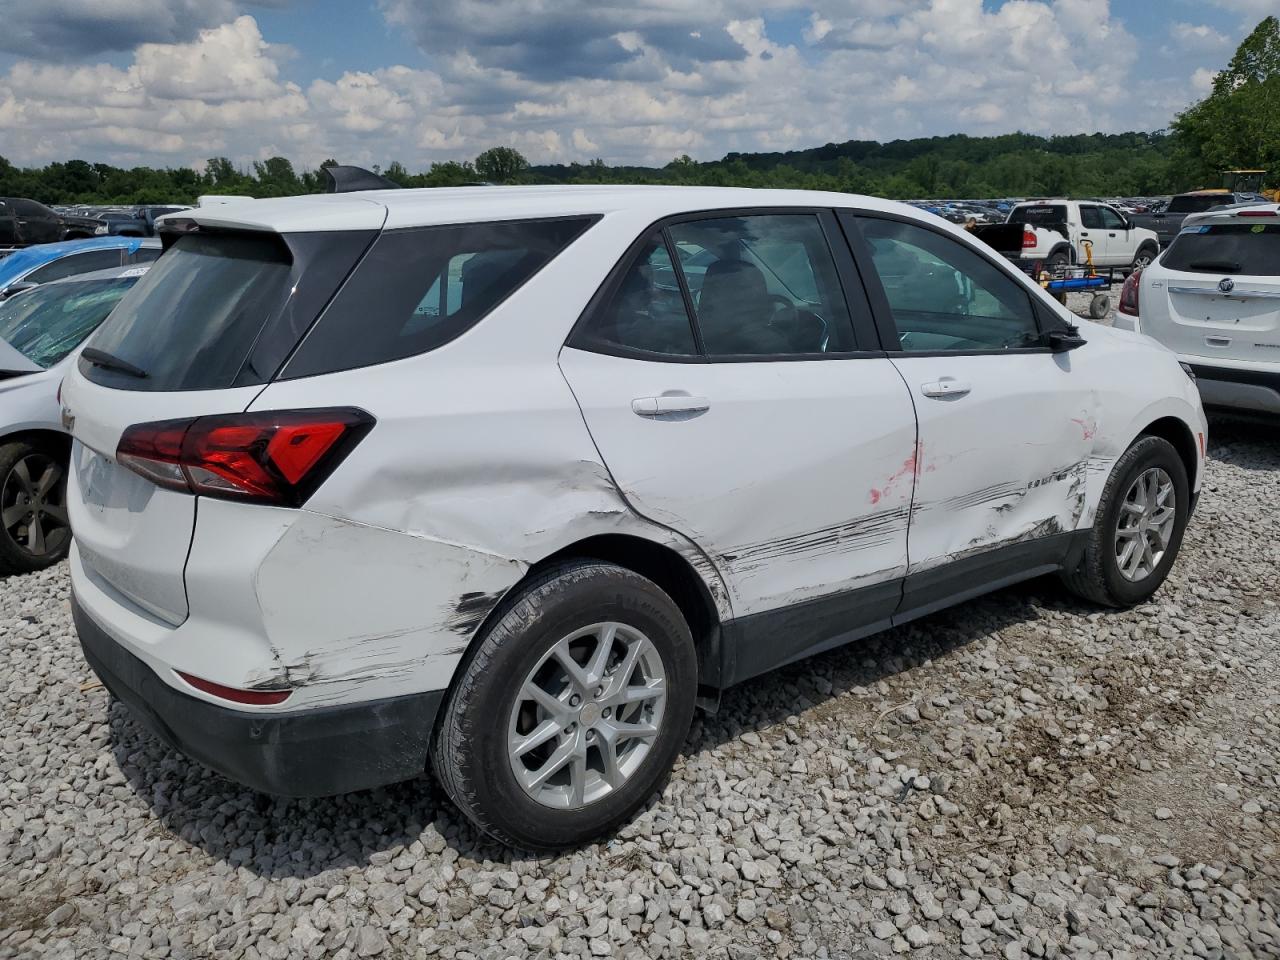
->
[666,214,855,357]
[1162,223,1280,276]
[283,217,597,379]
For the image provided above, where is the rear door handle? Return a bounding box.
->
[920,379,971,399]
[632,395,710,417]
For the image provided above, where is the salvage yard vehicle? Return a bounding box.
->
[1127,190,1265,250]
[0,264,152,573]
[0,237,161,300]
[1006,200,1161,273]
[1116,203,1280,419]
[0,197,103,250]
[63,186,1206,849]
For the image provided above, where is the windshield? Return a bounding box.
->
[1161,223,1280,276]
[0,277,137,368]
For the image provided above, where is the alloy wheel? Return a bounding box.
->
[507,622,667,809]
[1,453,70,559]
[1114,466,1175,582]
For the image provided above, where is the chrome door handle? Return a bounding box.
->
[920,379,971,399]
[632,395,710,417]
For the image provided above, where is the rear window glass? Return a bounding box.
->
[80,230,374,391]
[1161,223,1280,276]
[283,216,597,379]
[1167,195,1231,214]
[0,277,136,368]
[83,233,291,390]
[1009,205,1067,226]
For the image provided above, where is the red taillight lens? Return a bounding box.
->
[1022,229,1037,248]
[1119,268,1141,316]
[176,670,292,705]
[1237,209,1277,217]
[116,408,374,506]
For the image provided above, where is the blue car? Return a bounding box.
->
[0,236,161,300]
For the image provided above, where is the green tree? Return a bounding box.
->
[1171,17,1280,189]
[474,146,529,183]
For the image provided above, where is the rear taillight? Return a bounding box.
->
[1118,268,1141,316]
[116,408,374,507]
[1237,209,1277,217]
[1022,230,1037,248]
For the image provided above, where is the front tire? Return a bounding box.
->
[1061,435,1189,607]
[0,440,71,575]
[432,560,698,850]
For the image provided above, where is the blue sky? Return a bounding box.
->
[0,0,1270,170]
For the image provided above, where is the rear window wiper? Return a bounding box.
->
[81,347,148,379]
[1187,260,1242,273]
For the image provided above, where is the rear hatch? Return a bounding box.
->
[64,214,380,623]
[1145,216,1280,362]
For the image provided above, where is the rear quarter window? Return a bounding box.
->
[1161,223,1280,276]
[282,216,597,379]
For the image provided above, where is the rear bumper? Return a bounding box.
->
[74,594,445,797]
[1187,362,1280,417]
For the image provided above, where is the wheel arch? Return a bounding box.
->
[457,533,727,707]
[1138,415,1199,492]
[0,428,71,456]
[1047,242,1074,263]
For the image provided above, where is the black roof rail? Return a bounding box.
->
[321,165,402,193]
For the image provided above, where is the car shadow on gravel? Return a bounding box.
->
[105,575,1091,877]
[1205,415,1279,469]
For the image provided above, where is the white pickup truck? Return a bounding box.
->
[1005,200,1161,273]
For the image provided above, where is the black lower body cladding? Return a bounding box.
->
[73,595,445,797]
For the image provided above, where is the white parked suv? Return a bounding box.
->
[64,187,1206,848]
[1116,203,1280,419]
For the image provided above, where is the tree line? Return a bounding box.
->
[1,17,1274,206]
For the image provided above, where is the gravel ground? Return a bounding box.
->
[3,415,1278,960]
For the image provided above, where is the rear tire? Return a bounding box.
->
[0,439,72,575]
[432,560,698,850]
[1061,436,1189,608]
[1130,244,1157,273]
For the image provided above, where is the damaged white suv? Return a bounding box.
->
[65,187,1206,849]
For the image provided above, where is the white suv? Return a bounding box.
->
[64,187,1206,848]
[1116,203,1280,419]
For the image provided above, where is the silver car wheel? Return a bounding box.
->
[1115,466,1176,582]
[507,622,667,809]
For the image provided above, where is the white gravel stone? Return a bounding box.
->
[1,418,1277,959]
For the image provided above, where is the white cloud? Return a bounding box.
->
[0,2,1228,171]
[1170,22,1232,52]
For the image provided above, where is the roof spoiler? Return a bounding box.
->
[322,165,402,193]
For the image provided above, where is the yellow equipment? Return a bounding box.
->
[1223,169,1280,202]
